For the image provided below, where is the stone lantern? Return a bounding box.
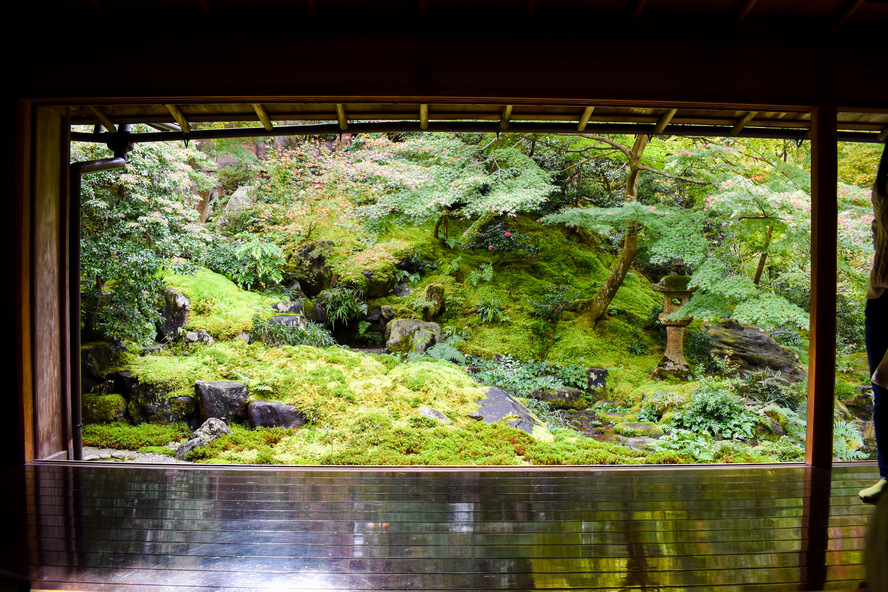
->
[651,275,696,380]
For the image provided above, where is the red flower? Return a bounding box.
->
[488,245,493,250]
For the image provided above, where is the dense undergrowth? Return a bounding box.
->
[78,133,878,466]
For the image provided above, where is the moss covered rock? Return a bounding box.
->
[82,393,127,423]
[385,319,443,355]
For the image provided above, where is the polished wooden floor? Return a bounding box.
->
[0,462,880,591]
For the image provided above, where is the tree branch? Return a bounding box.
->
[638,165,709,185]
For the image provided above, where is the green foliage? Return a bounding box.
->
[834,418,868,461]
[734,368,803,409]
[250,316,335,347]
[464,221,540,256]
[669,384,761,440]
[318,287,367,329]
[528,284,583,321]
[75,138,213,346]
[203,233,284,289]
[474,355,573,397]
[476,298,507,323]
[468,263,494,286]
[82,422,190,449]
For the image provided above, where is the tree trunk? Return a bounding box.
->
[752,225,773,285]
[586,134,650,325]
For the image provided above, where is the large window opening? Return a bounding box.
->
[66,107,884,467]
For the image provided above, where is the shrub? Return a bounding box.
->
[465,221,540,256]
[669,385,761,440]
[204,233,284,289]
[317,287,367,328]
[528,284,583,321]
[250,316,336,347]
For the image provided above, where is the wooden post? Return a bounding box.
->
[805,105,838,468]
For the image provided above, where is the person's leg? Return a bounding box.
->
[861,292,888,503]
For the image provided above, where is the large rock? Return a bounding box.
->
[470,387,544,435]
[126,380,197,426]
[268,314,310,328]
[215,185,256,229]
[248,400,305,429]
[272,301,304,314]
[81,393,127,423]
[156,288,189,342]
[361,270,396,299]
[176,418,232,460]
[385,319,443,355]
[418,283,445,321]
[195,380,249,424]
[704,321,807,382]
[527,387,589,410]
[81,343,116,393]
[293,242,334,297]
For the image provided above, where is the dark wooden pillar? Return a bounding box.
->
[805,104,838,468]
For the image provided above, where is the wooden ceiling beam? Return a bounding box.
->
[88,0,108,19]
[418,0,426,18]
[731,111,757,135]
[525,0,536,20]
[420,104,429,130]
[833,0,866,31]
[252,104,273,131]
[164,104,191,133]
[577,106,595,132]
[654,108,677,134]
[306,0,317,18]
[733,0,758,28]
[878,127,888,142]
[630,0,647,22]
[86,106,116,133]
[197,0,213,19]
[500,105,513,130]
[336,104,348,131]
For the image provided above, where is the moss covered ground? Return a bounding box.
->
[82,214,845,466]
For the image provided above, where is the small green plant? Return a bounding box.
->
[250,316,336,347]
[468,263,494,286]
[528,284,583,321]
[476,298,507,323]
[204,233,285,290]
[834,418,868,461]
[318,287,367,329]
[670,384,761,440]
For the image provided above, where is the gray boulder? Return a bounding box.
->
[527,387,589,410]
[704,321,807,382]
[586,368,609,397]
[176,418,231,460]
[248,400,306,429]
[81,393,127,423]
[272,301,304,314]
[184,329,215,345]
[127,381,197,426]
[196,380,249,424]
[81,343,116,393]
[215,185,256,229]
[268,315,310,328]
[385,319,443,355]
[156,288,189,342]
[362,270,396,299]
[293,242,334,297]
[470,387,544,435]
[417,406,452,424]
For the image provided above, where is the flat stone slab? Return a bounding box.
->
[470,387,543,435]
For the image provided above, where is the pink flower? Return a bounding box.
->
[488,246,493,250]
[504,232,510,237]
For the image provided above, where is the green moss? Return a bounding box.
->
[163,267,277,338]
[82,393,127,423]
[82,422,190,449]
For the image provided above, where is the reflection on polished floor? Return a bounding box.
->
[0,462,878,591]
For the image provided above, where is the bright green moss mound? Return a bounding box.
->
[163,267,277,338]
[82,422,190,450]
